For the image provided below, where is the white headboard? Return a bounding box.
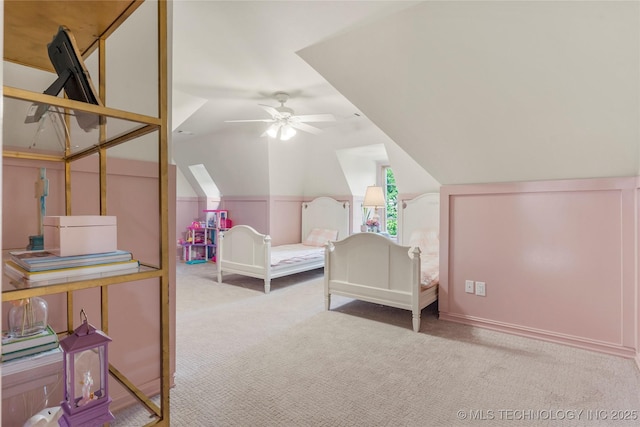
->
[301,197,350,242]
[398,193,440,246]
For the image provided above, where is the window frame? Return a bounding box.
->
[379,164,397,236]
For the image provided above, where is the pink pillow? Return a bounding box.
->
[302,228,338,247]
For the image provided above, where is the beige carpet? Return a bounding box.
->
[114,261,640,426]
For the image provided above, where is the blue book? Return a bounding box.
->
[9,249,132,272]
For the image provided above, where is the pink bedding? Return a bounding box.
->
[421,256,439,289]
[410,228,439,289]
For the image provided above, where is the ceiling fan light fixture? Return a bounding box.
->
[228,91,334,139]
[266,123,280,138]
[280,124,296,141]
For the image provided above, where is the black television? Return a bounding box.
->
[25,26,102,132]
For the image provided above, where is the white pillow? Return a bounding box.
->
[302,228,338,247]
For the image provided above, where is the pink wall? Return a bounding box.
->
[440,177,637,357]
[218,196,307,246]
[2,157,177,413]
[220,196,269,235]
[176,196,201,242]
[177,196,302,248]
[270,197,304,246]
[3,158,66,247]
[268,196,354,246]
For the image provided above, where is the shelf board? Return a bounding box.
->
[2,86,161,159]
[4,0,143,71]
[2,265,162,302]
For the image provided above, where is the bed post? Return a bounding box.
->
[264,235,272,293]
[217,231,225,283]
[411,246,421,332]
[324,241,333,310]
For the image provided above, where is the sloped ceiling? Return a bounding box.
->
[172,126,271,198]
[298,1,640,185]
[171,1,436,199]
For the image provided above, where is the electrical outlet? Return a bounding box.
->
[465,280,474,294]
[475,281,486,296]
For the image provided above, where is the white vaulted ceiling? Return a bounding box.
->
[171,1,639,196]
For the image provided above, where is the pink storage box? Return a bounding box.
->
[44,215,117,256]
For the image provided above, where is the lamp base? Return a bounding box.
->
[58,398,114,427]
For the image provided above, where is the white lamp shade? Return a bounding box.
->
[363,186,385,208]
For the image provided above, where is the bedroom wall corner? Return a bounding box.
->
[440,177,637,358]
[176,196,202,240]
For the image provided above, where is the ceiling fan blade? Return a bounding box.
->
[291,114,336,123]
[224,119,275,123]
[258,104,280,118]
[289,121,323,135]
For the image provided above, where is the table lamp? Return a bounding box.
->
[363,186,385,232]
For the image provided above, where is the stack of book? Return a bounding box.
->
[1,325,60,362]
[4,249,139,287]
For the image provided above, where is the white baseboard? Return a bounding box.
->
[439,311,636,359]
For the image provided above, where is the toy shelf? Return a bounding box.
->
[181,226,216,263]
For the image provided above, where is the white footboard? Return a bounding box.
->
[325,233,436,332]
[217,225,272,293]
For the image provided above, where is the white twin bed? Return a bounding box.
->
[324,193,440,332]
[216,192,440,332]
[217,197,350,293]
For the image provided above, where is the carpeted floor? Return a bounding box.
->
[114,261,640,426]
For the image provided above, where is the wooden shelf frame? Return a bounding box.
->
[2,1,171,426]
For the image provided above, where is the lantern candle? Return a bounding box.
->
[58,310,114,427]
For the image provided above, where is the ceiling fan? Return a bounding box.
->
[225,92,335,140]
